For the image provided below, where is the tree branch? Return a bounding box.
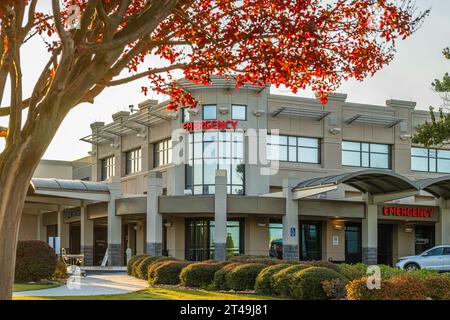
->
[107,63,187,86]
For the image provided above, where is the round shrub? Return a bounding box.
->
[127,255,147,275]
[213,262,241,290]
[135,256,172,280]
[228,255,280,265]
[255,264,292,295]
[149,260,190,285]
[225,263,266,291]
[422,274,450,300]
[130,255,149,277]
[272,264,311,296]
[290,267,346,300]
[388,274,428,300]
[302,260,341,273]
[337,263,367,280]
[346,277,394,300]
[322,278,349,299]
[180,262,230,288]
[147,257,177,281]
[15,240,57,283]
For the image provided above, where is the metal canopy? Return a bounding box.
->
[31,178,109,193]
[271,106,332,120]
[345,114,404,128]
[415,175,450,199]
[293,169,418,195]
[80,106,171,145]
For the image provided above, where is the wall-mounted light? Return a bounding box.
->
[400,134,411,141]
[257,222,267,227]
[329,127,341,135]
[136,132,147,139]
[164,221,173,228]
[333,224,343,230]
[404,227,414,233]
[253,110,265,117]
[219,107,229,115]
[110,143,119,148]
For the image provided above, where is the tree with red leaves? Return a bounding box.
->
[0,0,427,299]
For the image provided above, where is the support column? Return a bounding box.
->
[57,206,69,254]
[436,198,450,245]
[147,171,163,256]
[37,210,46,242]
[362,194,378,265]
[107,176,122,266]
[80,202,94,266]
[282,178,299,260]
[214,170,227,260]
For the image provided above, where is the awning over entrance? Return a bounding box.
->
[416,175,450,199]
[293,169,419,195]
[29,178,110,201]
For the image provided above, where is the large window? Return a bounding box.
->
[231,105,247,121]
[154,139,172,167]
[411,147,450,173]
[101,156,115,180]
[202,105,217,120]
[342,141,390,169]
[267,135,320,163]
[125,148,142,175]
[186,131,245,195]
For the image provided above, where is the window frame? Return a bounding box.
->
[101,155,115,181]
[267,134,321,164]
[154,138,172,167]
[125,148,142,175]
[411,146,450,173]
[202,104,217,120]
[231,104,247,121]
[342,141,391,169]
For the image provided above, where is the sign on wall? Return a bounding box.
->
[379,205,439,222]
[183,120,239,132]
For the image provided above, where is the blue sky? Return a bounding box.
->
[1,0,449,161]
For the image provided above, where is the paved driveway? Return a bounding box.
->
[14,273,148,297]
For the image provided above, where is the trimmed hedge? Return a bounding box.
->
[255,264,292,295]
[290,267,347,300]
[15,240,57,283]
[213,262,241,290]
[272,264,312,296]
[228,255,280,265]
[337,263,367,280]
[130,255,149,277]
[149,260,191,285]
[422,274,450,300]
[225,263,267,291]
[180,261,230,288]
[136,256,174,280]
[301,260,341,273]
[127,255,147,275]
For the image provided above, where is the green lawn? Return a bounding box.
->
[13,282,62,292]
[14,287,281,300]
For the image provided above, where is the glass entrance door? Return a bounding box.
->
[299,222,322,261]
[415,225,435,255]
[345,223,362,263]
[378,224,393,266]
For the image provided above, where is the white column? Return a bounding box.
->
[37,210,45,242]
[57,206,69,254]
[362,194,378,264]
[147,171,163,256]
[214,170,228,260]
[282,178,299,260]
[436,198,450,245]
[80,202,94,265]
[107,176,122,266]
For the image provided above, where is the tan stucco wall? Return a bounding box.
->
[166,216,185,260]
[244,217,270,256]
[323,220,346,262]
[18,214,38,240]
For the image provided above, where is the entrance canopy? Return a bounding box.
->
[29,178,110,201]
[293,170,419,198]
[416,175,450,199]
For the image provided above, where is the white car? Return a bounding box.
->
[395,245,450,271]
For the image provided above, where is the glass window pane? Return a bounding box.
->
[438,150,450,159]
[370,153,389,168]
[232,164,245,185]
[194,159,202,184]
[411,157,428,171]
[411,147,428,157]
[342,141,360,151]
[370,143,389,153]
[288,137,297,146]
[278,136,288,145]
[342,150,360,166]
[430,158,436,172]
[362,153,369,167]
[437,159,450,173]
[279,145,288,161]
[203,105,217,120]
[288,147,297,161]
[429,149,437,158]
[231,105,246,120]
[361,143,369,152]
[298,147,319,163]
[298,138,318,148]
[204,161,217,184]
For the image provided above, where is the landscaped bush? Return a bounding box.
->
[272,264,312,296]
[421,274,450,300]
[337,263,367,280]
[290,267,347,300]
[15,240,57,283]
[255,264,292,295]
[130,255,149,277]
[180,261,230,288]
[213,262,241,290]
[301,260,341,273]
[228,255,280,265]
[322,278,349,300]
[346,277,394,300]
[225,263,267,291]
[127,254,147,275]
[53,257,69,279]
[149,260,191,285]
[378,264,405,280]
[135,256,174,280]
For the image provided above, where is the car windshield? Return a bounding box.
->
[423,247,444,256]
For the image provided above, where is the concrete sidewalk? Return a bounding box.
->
[13,273,148,297]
